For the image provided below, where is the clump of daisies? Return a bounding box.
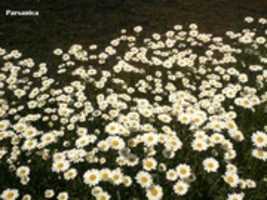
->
[0,16,267,200]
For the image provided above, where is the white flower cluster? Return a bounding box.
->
[0,16,267,200]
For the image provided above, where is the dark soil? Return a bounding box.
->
[0,0,267,60]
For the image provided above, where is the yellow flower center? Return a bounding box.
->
[89,174,97,181]
[141,176,148,183]
[7,192,15,198]
[256,137,264,143]
[150,187,158,196]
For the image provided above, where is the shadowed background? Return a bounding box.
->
[0,0,267,60]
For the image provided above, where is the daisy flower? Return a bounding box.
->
[176,164,192,179]
[146,185,163,200]
[1,189,19,200]
[227,192,245,200]
[143,157,157,171]
[136,171,153,188]
[251,131,267,148]
[173,180,189,196]
[95,192,111,200]
[52,160,70,173]
[202,157,219,173]
[223,172,239,188]
[83,169,100,186]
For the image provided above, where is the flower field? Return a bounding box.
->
[0,16,267,200]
